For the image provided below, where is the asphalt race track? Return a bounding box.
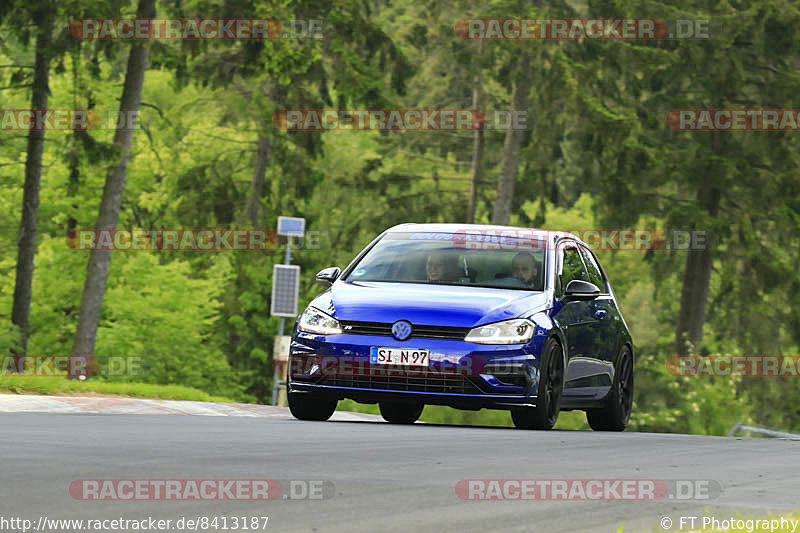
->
[2,411,799,533]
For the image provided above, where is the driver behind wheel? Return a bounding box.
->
[511,252,541,289]
[426,251,461,283]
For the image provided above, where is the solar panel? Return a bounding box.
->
[277,216,305,237]
[271,264,300,317]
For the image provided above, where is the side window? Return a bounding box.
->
[579,246,607,293]
[559,244,590,294]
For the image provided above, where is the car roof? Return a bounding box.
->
[385,223,591,250]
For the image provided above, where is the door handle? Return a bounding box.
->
[594,309,607,320]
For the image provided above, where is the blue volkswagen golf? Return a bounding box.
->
[287,223,634,431]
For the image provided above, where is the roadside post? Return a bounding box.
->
[270,216,305,406]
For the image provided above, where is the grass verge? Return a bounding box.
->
[0,375,233,403]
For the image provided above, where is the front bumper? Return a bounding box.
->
[288,331,546,410]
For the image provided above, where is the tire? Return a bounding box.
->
[511,337,564,430]
[288,393,337,421]
[587,345,634,431]
[379,402,424,424]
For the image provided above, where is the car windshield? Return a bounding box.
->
[345,231,547,291]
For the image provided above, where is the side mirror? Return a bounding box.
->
[564,280,600,301]
[315,267,341,287]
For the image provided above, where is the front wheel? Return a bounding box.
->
[288,393,338,421]
[587,345,633,431]
[511,337,564,430]
[379,402,423,424]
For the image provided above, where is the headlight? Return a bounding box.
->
[298,307,342,335]
[465,318,535,345]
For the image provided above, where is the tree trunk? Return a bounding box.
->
[466,73,484,224]
[246,134,270,227]
[674,235,714,354]
[72,0,156,357]
[492,54,532,226]
[675,134,722,355]
[11,12,53,353]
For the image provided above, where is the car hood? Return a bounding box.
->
[309,281,550,328]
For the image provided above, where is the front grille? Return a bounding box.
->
[339,320,469,341]
[319,374,482,394]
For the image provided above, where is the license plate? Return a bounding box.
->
[370,347,430,367]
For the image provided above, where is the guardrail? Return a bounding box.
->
[727,421,800,440]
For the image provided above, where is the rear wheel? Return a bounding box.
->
[379,402,424,424]
[511,337,564,430]
[288,393,337,421]
[587,345,633,431]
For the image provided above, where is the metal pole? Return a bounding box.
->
[284,237,292,265]
[272,238,293,405]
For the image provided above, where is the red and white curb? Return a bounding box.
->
[0,394,381,421]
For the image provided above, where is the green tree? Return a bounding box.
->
[73,0,158,357]
[6,1,55,353]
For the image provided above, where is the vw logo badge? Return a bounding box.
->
[391,320,412,341]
